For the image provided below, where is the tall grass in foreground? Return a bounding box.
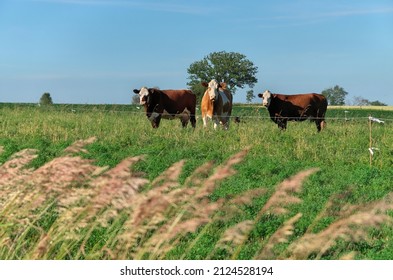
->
[1,137,393,259]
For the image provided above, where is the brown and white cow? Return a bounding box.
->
[201,79,233,129]
[133,87,196,128]
[258,90,328,132]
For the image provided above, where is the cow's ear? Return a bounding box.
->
[133,89,140,94]
[257,93,263,98]
[148,88,155,94]
[219,82,227,89]
[201,82,208,87]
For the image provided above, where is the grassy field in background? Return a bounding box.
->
[0,103,392,260]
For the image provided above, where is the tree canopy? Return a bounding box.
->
[39,92,53,105]
[321,85,348,105]
[187,51,258,101]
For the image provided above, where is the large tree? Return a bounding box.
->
[39,92,53,105]
[187,51,258,101]
[321,85,348,105]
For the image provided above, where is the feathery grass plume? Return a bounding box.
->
[205,188,268,257]
[183,161,215,188]
[228,188,268,206]
[256,213,303,259]
[29,138,100,210]
[19,137,100,208]
[130,160,186,228]
[51,155,148,259]
[260,168,320,216]
[215,188,269,225]
[305,188,359,235]
[216,220,255,254]
[288,193,393,259]
[53,156,148,242]
[88,156,148,226]
[63,136,97,154]
[195,149,249,200]
[148,150,250,259]
[10,155,97,217]
[207,188,268,258]
[0,137,104,259]
[117,160,187,257]
[0,149,38,186]
[0,149,38,217]
[226,168,319,260]
[30,234,50,259]
[151,160,185,190]
[31,156,96,192]
[127,149,249,259]
[340,251,356,260]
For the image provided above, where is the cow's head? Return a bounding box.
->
[133,87,152,105]
[258,90,272,107]
[201,79,220,102]
[133,87,161,127]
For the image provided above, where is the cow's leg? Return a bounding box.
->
[179,112,189,128]
[151,115,161,128]
[277,118,286,130]
[316,120,321,132]
[280,119,287,130]
[222,117,230,130]
[190,114,196,128]
[321,120,326,129]
[213,117,220,130]
[202,114,209,128]
[316,119,326,132]
[181,117,188,128]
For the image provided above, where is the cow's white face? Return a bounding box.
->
[261,90,272,107]
[207,79,219,101]
[136,87,149,105]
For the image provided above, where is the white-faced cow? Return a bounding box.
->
[258,90,328,132]
[201,79,233,129]
[133,87,196,129]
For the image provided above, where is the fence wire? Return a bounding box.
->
[2,104,393,122]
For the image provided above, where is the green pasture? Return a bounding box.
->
[0,103,392,259]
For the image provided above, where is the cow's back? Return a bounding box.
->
[274,93,326,115]
[161,89,196,114]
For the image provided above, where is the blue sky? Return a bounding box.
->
[1,0,392,104]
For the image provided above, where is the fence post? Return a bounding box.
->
[368,115,385,167]
[369,115,372,166]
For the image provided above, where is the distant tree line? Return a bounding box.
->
[321,85,387,106]
[350,96,387,106]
